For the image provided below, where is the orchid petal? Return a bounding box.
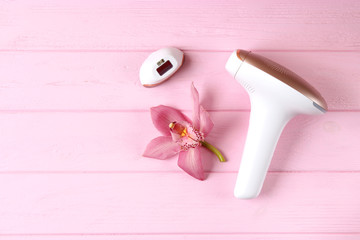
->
[199,106,214,136]
[151,105,190,136]
[191,83,201,130]
[178,147,205,180]
[143,136,181,160]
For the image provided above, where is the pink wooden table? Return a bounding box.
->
[0,0,359,239]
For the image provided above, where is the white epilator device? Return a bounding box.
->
[139,47,184,87]
[226,50,328,199]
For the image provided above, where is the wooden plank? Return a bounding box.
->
[0,234,359,240]
[0,51,358,110]
[0,0,359,50]
[0,111,357,172]
[0,173,359,233]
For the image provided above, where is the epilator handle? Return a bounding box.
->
[234,98,293,199]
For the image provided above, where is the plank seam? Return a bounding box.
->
[0,171,359,174]
[0,110,356,113]
[0,232,360,236]
[1,49,360,53]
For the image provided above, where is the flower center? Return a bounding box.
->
[169,121,204,151]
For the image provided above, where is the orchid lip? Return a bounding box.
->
[168,121,204,151]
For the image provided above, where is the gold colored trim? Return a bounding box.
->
[236,50,328,111]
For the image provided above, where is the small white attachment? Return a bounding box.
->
[139,47,184,87]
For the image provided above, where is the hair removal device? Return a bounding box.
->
[226,50,327,199]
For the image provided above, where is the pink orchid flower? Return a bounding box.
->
[143,83,225,180]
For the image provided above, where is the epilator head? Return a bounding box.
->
[226,50,327,199]
[139,47,184,87]
[226,50,327,114]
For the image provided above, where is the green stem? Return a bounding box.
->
[201,141,226,162]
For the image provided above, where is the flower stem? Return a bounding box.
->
[201,141,226,162]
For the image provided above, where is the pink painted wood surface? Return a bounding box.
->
[0,0,359,51]
[0,112,357,172]
[1,235,359,240]
[0,173,359,234]
[0,51,358,110]
[0,0,359,239]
